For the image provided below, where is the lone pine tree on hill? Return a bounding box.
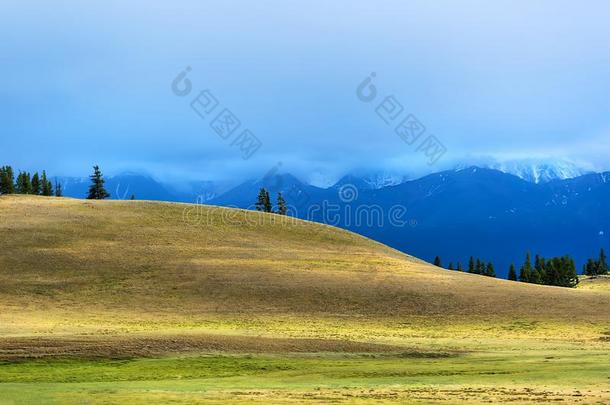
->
[87,165,110,200]
[433,256,442,267]
[277,192,287,215]
[255,188,272,213]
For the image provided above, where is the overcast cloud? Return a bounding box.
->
[2,0,610,182]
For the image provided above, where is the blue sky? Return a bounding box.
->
[2,1,610,183]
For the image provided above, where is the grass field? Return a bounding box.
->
[0,195,609,404]
[579,275,610,292]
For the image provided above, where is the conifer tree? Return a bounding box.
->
[508,263,517,281]
[456,262,463,272]
[565,256,579,287]
[583,249,609,276]
[55,180,63,197]
[519,252,532,282]
[41,171,53,196]
[484,262,496,277]
[87,165,110,200]
[545,257,558,286]
[0,166,15,194]
[277,192,287,215]
[255,188,272,213]
[543,256,579,287]
[16,172,32,194]
[433,256,442,267]
[534,254,541,269]
[468,256,475,273]
[31,172,41,195]
[584,258,597,276]
[554,256,578,287]
[475,258,483,275]
[264,190,272,212]
[448,262,454,270]
[256,188,266,211]
[535,256,546,283]
[597,248,608,275]
[529,266,542,284]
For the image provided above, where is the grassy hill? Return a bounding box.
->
[1,195,608,321]
[579,275,610,292]
[1,195,609,404]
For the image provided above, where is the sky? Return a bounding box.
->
[2,0,610,184]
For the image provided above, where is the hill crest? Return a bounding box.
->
[1,195,609,323]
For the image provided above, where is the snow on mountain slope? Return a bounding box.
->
[472,159,591,183]
[361,171,411,189]
[325,159,590,190]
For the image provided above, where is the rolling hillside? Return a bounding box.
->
[1,195,609,404]
[579,275,610,292]
[1,195,609,322]
[53,167,610,278]
[210,167,610,277]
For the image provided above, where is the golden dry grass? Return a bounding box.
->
[579,274,610,292]
[1,195,609,325]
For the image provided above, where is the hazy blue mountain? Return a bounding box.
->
[331,174,376,191]
[185,180,227,203]
[210,173,325,211]
[56,173,185,202]
[209,167,610,278]
[54,168,610,278]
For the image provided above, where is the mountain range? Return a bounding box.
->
[56,173,228,203]
[56,161,608,277]
[209,167,610,277]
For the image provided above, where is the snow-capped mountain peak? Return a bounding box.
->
[360,172,411,189]
[461,159,592,184]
